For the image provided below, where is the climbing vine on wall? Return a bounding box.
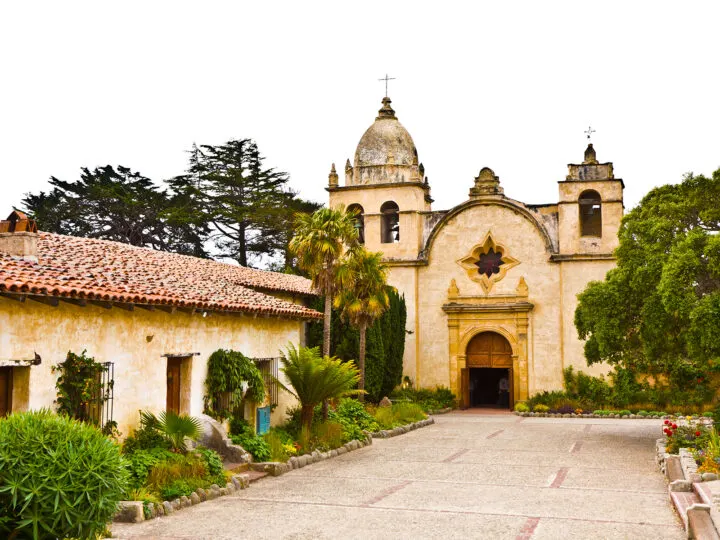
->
[52,350,110,424]
[204,349,266,420]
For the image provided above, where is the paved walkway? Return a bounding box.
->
[112,412,683,539]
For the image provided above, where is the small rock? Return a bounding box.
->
[196,488,208,501]
[219,488,228,496]
[312,450,322,461]
[233,474,250,489]
[337,446,347,455]
[288,456,298,469]
[180,495,191,508]
[114,501,144,523]
[162,501,173,514]
[190,492,201,505]
[297,455,308,467]
[155,502,165,516]
[226,482,235,492]
[171,499,181,511]
[702,473,718,482]
[210,483,220,491]
[207,489,217,500]
[379,396,392,408]
[380,430,390,438]
[689,473,703,483]
[330,449,338,458]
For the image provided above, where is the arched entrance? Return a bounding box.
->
[462,332,513,409]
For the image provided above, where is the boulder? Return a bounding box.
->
[379,396,392,408]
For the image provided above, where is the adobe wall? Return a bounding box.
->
[0,298,303,436]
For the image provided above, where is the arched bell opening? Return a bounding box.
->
[579,189,602,237]
[380,201,400,244]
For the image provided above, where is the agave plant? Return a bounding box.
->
[140,410,203,452]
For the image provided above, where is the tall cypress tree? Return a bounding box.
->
[307,291,407,402]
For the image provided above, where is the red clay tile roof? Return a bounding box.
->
[0,232,321,319]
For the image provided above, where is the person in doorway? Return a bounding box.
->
[498,375,509,407]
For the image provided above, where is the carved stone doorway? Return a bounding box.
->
[461,332,514,409]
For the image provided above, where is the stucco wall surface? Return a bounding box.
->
[417,202,563,393]
[0,298,302,436]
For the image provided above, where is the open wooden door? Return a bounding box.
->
[0,367,12,416]
[166,358,181,414]
[460,368,469,409]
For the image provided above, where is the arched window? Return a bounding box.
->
[579,190,602,237]
[380,201,400,244]
[347,204,365,244]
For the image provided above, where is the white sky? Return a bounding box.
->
[1,1,718,219]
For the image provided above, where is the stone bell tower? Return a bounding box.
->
[557,143,624,256]
[327,96,432,261]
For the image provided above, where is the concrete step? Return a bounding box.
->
[671,490,701,529]
[245,470,268,483]
[224,462,250,473]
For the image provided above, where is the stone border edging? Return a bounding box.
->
[369,417,435,439]
[114,473,251,523]
[655,438,720,539]
[427,407,453,415]
[515,411,714,420]
[114,417,436,524]
[254,433,374,476]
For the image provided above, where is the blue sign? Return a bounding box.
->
[256,406,271,435]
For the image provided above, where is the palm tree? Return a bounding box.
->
[289,206,358,358]
[335,246,390,400]
[278,344,362,434]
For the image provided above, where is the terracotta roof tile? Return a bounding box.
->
[0,232,321,319]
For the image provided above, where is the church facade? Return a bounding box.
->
[327,97,624,408]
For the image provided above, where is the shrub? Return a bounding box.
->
[514,402,530,412]
[231,432,271,462]
[328,398,379,441]
[532,404,549,413]
[194,446,224,481]
[374,402,426,429]
[389,386,456,411]
[618,409,632,416]
[125,447,177,489]
[0,410,129,539]
[312,421,345,451]
[526,390,568,410]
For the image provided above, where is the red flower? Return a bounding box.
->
[696,431,702,437]
[698,378,704,383]
[664,420,670,425]
[672,424,678,429]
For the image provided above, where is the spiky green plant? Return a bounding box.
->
[141,410,203,452]
[278,344,362,434]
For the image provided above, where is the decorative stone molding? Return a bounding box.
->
[456,231,520,294]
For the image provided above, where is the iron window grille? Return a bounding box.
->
[254,357,280,406]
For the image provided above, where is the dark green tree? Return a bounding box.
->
[22,165,209,256]
[575,169,720,402]
[186,139,294,267]
[307,290,407,402]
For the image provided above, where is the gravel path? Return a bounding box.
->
[112,412,683,539]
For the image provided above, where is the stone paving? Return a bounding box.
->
[112,411,684,539]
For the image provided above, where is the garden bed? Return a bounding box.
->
[114,473,250,523]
